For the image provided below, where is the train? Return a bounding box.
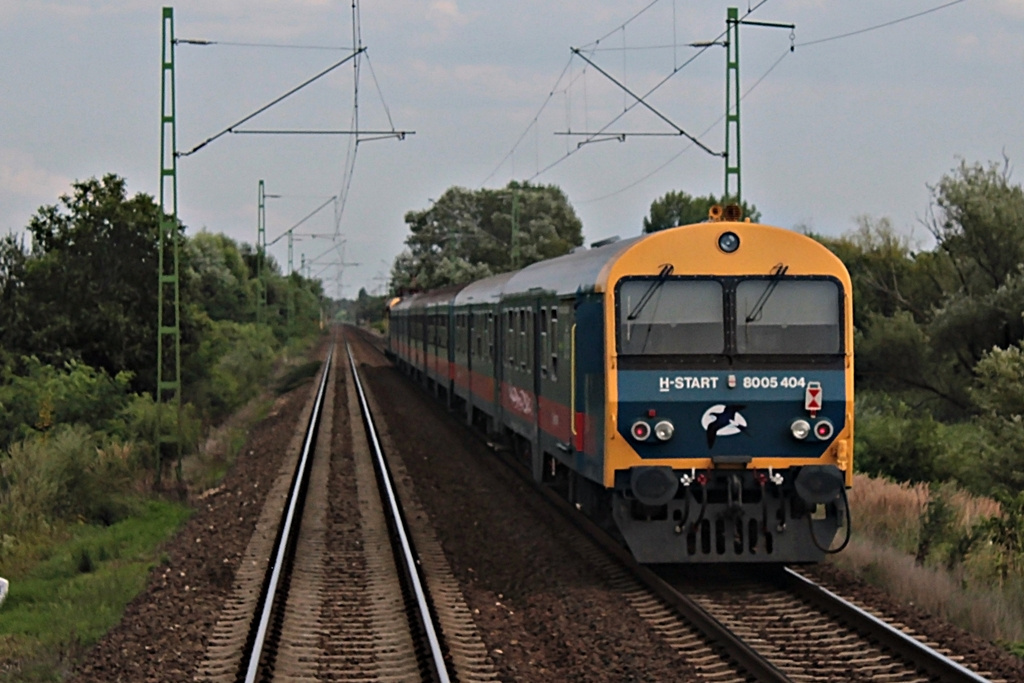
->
[386,206,853,564]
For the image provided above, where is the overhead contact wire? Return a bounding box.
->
[523,2,777,183]
[580,0,963,203]
[581,46,791,203]
[798,0,967,48]
[178,48,365,157]
[480,55,575,186]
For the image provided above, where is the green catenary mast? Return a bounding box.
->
[257,179,268,323]
[157,6,182,482]
[724,7,795,208]
[725,7,741,205]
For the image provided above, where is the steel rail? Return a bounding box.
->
[780,568,991,683]
[346,342,452,683]
[242,346,333,683]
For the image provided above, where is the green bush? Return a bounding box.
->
[855,394,946,482]
[0,358,133,449]
[275,360,322,395]
[979,491,1024,581]
[116,393,201,468]
[855,393,992,491]
[186,319,278,422]
[0,425,145,538]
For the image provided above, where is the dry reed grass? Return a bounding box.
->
[837,474,1023,649]
[831,539,1024,645]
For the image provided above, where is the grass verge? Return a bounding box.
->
[0,499,192,682]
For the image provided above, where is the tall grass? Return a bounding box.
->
[0,426,144,537]
[836,473,1024,650]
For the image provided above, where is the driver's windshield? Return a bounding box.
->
[618,280,724,355]
[617,277,842,356]
[736,279,840,354]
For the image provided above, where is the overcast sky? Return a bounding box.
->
[2,0,1021,298]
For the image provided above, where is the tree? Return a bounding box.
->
[0,175,171,393]
[829,158,1024,420]
[391,181,583,292]
[918,159,1024,410]
[184,231,257,323]
[0,233,29,361]
[643,190,760,233]
[354,287,387,325]
[928,157,1024,294]
[814,216,954,329]
[970,343,1024,495]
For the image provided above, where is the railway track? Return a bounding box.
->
[530,469,997,682]
[655,564,995,682]
[194,335,497,682]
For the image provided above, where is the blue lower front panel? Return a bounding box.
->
[617,369,846,459]
[612,468,843,564]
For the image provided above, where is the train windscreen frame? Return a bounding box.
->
[616,276,843,358]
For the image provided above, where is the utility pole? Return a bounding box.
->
[724,7,795,206]
[157,6,182,484]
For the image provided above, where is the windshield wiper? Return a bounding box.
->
[744,263,788,323]
[627,263,674,321]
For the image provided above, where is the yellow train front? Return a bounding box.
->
[388,209,853,564]
[588,214,853,563]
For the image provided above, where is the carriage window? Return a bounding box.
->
[506,311,514,365]
[618,280,724,355]
[550,308,558,381]
[524,311,532,370]
[540,309,548,377]
[488,313,495,362]
[518,309,526,370]
[473,314,481,359]
[736,279,841,354]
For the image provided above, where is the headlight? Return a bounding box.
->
[631,420,652,441]
[654,420,674,441]
[790,419,811,440]
[717,231,740,253]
